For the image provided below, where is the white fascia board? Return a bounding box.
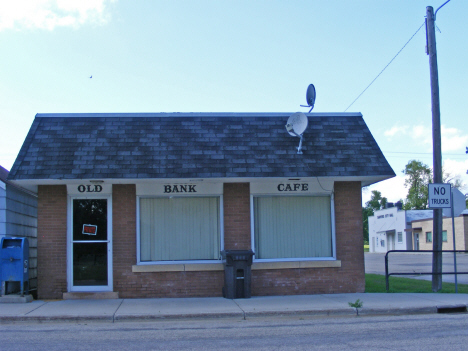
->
[35,112,363,118]
[9,174,393,192]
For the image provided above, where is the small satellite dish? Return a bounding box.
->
[300,84,316,112]
[285,112,308,154]
[286,112,308,136]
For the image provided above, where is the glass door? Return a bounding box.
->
[71,198,112,290]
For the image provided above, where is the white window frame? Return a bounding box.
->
[136,194,224,265]
[250,193,336,262]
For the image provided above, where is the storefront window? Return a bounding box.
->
[397,232,403,243]
[139,197,221,262]
[426,232,432,243]
[253,196,333,259]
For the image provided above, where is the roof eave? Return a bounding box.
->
[9,174,394,193]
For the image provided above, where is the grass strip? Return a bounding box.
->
[365,273,468,293]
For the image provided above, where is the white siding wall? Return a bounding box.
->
[4,184,38,290]
[394,210,408,250]
[369,207,406,253]
[0,182,6,238]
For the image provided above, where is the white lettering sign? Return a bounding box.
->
[428,183,452,208]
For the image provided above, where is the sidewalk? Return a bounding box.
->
[1,293,467,323]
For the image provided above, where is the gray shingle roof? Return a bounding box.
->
[8,113,395,181]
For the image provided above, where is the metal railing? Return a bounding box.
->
[385,250,468,292]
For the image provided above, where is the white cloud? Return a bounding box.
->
[384,124,408,138]
[406,124,468,153]
[409,124,432,150]
[412,124,428,139]
[441,126,468,152]
[443,159,468,192]
[0,0,115,31]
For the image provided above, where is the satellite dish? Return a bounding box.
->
[300,84,316,112]
[286,112,308,136]
[285,112,308,154]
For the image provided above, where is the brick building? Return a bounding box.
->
[411,210,468,251]
[7,113,394,299]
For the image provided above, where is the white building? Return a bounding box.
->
[0,165,38,293]
[368,205,433,253]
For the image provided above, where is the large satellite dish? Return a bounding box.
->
[285,112,308,154]
[300,84,316,112]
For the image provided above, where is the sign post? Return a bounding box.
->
[428,183,451,291]
[451,190,458,293]
[442,188,466,293]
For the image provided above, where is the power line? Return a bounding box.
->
[344,22,425,112]
[384,151,466,156]
[384,155,467,160]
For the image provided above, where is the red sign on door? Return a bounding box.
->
[82,224,98,236]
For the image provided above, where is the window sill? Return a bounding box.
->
[132,260,341,272]
[132,263,224,273]
[251,260,341,270]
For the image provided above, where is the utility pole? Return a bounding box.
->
[426,4,446,292]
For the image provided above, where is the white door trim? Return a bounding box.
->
[67,195,113,292]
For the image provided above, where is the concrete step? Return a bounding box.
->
[63,292,119,300]
[0,294,34,303]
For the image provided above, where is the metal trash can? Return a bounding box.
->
[221,250,254,299]
[0,237,29,296]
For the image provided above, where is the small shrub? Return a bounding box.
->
[348,299,364,316]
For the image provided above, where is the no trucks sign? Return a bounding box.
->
[428,183,451,208]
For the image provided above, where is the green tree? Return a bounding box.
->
[402,160,432,210]
[402,160,466,210]
[362,190,388,243]
[366,190,388,211]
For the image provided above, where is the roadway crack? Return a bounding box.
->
[24,301,49,315]
[232,299,246,320]
[113,299,125,323]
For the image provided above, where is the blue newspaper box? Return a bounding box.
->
[0,237,29,296]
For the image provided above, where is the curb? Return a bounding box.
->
[0,315,114,323]
[113,312,245,322]
[0,307,450,323]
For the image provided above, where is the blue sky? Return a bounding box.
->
[1,0,467,205]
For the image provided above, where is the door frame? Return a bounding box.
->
[414,233,420,251]
[67,194,113,292]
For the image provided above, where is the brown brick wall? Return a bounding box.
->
[112,184,137,295]
[252,181,365,295]
[37,185,67,299]
[35,181,364,298]
[223,183,251,250]
[112,184,224,298]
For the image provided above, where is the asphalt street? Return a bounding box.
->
[1,314,468,350]
[365,252,468,284]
